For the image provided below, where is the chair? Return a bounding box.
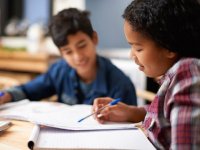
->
[136,89,156,102]
[0,76,20,89]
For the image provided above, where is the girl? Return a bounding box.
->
[93,0,200,149]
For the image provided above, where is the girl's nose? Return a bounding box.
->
[129,50,136,60]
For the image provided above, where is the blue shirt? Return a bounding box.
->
[7,56,137,105]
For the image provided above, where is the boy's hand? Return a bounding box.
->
[0,92,12,105]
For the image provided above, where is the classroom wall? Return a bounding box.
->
[24,0,50,25]
[86,0,132,49]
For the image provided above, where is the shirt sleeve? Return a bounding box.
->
[5,87,27,101]
[8,62,60,101]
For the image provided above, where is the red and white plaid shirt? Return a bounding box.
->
[143,58,200,150]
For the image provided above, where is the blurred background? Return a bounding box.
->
[0,0,158,104]
[0,0,133,50]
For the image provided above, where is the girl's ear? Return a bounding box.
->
[92,31,98,45]
[166,50,177,59]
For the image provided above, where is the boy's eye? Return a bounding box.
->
[62,49,72,55]
[65,51,72,54]
[77,41,87,49]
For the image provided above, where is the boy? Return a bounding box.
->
[93,0,200,149]
[0,8,137,105]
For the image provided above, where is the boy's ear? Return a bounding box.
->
[92,31,98,45]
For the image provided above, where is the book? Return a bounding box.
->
[28,125,156,150]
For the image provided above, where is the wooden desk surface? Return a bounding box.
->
[0,120,34,150]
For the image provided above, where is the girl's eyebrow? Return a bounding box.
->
[128,41,142,46]
[133,41,142,45]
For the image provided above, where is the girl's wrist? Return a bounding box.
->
[127,106,146,123]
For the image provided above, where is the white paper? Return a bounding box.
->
[0,120,12,131]
[0,101,136,131]
[33,127,156,150]
[0,99,29,110]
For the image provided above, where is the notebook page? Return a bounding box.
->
[0,99,29,110]
[0,101,136,131]
[34,127,156,150]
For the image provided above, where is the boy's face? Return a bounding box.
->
[59,31,98,76]
[123,21,177,78]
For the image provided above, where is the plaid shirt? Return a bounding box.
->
[143,58,200,150]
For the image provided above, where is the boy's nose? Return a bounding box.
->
[74,52,84,62]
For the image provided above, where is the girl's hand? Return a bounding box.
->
[92,97,145,124]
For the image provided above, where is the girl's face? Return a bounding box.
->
[124,21,177,78]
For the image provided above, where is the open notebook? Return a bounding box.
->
[0,100,136,131]
[28,125,156,150]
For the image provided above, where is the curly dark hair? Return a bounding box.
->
[49,8,94,47]
[123,0,200,58]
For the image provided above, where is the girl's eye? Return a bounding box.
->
[136,49,142,52]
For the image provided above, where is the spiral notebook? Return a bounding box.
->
[28,125,156,150]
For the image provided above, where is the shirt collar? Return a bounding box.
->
[157,63,178,85]
[69,55,108,95]
[157,58,191,85]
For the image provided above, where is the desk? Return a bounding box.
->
[0,120,147,150]
[0,120,34,150]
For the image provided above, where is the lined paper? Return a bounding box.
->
[34,127,156,150]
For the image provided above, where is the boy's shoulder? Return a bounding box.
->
[51,58,70,68]
[48,58,72,74]
[98,56,132,82]
[98,56,124,73]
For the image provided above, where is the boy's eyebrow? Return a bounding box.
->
[60,47,71,52]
